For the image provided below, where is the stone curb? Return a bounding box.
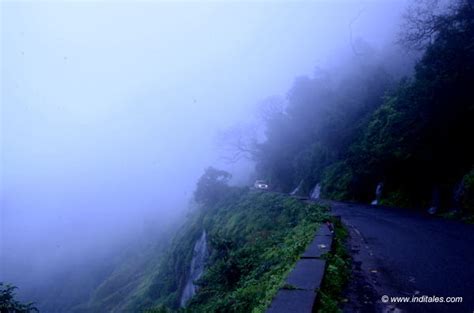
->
[266,224,334,313]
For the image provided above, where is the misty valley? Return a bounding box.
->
[1,1,474,313]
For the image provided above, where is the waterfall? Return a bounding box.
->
[180,230,209,307]
[310,183,321,200]
[290,180,303,196]
[427,186,440,215]
[452,180,465,211]
[371,182,383,205]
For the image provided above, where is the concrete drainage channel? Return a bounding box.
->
[266,221,334,313]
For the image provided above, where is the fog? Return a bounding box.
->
[1,0,408,306]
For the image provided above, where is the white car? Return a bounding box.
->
[254,180,269,190]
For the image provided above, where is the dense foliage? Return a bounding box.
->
[255,0,474,213]
[0,283,38,313]
[194,167,232,206]
[140,187,328,313]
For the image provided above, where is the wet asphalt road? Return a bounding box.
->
[330,201,474,313]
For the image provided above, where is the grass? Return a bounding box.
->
[438,211,474,224]
[313,217,350,313]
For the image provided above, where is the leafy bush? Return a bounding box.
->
[0,283,38,313]
[194,167,232,206]
[321,162,353,200]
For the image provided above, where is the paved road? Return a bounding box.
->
[330,202,474,313]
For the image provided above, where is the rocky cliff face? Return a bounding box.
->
[180,230,209,307]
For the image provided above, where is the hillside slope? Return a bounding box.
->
[128,189,328,313]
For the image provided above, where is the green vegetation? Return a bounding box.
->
[314,219,350,313]
[194,167,233,206]
[17,2,474,312]
[0,283,38,313]
[140,186,329,313]
[253,0,474,214]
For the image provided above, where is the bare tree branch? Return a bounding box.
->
[216,124,259,163]
[349,7,367,56]
[398,0,456,50]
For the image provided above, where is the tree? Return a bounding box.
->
[0,283,38,313]
[194,167,232,206]
[216,124,259,163]
[399,0,473,50]
[216,97,285,164]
